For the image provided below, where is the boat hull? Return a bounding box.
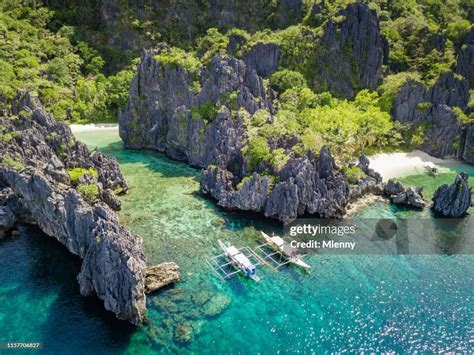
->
[260,232,311,271]
[217,239,260,281]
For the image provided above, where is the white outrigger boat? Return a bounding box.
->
[259,232,311,271]
[207,240,261,281]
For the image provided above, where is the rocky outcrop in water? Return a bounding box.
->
[314,3,387,98]
[0,100,179,324]
[383,179,425,209]
[432,173,472,217]
[119,3,391,223]
[145,263,181,293]
[392,71,470,160]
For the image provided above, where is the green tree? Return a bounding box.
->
[270,69,308,93]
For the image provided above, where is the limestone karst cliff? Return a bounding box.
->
[0,97,179,324]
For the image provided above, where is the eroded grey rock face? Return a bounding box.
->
[314,3,387,98]
[0,104,153,325]
[3,168,147,324]
[343,155,384,201]
[0,206,16,237]
[432,172,472,217]
[119,48,272,168]
[455,29,474,88]
[392,187,425,209]
[358,154,382,183]
[243,43,281,78]
[119,6,391,222]
[23,107,129,194]
[462,125,474,164]
[201,147,351,222]
[384,179,405,197]
[392,72,470,159]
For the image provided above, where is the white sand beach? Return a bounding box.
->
[368,150,454,181]
[69,123,118,133]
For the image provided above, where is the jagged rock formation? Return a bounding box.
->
[461,125,474,164]
[101,1,383,99]
[455,29,474,88]
[118,3,391,222]
[383,179,405,197]
[358,154,382,184]
[314,3,387,99]
[432,173,472,217]
[456,29,474,164]
[201,146,351,222]
[0,102,178,324]
[119,23,389,222]
[383,180,425,209]
[349,155,384,200]
[120,47,273,169]
[145,263,181,293]
[392,71,470,159]
[243,43,281,78]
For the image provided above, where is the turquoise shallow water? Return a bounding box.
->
[0,129,473,353]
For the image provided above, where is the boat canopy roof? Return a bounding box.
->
[234,253,253,267]
[271,236,285,247]
[226,245,240,256]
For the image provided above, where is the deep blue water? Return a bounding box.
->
[0,129,472,353]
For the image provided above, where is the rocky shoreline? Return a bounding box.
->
[0,96,179,325]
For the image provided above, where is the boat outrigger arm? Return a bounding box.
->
[257,232,311,271]
[207,240,262,281]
